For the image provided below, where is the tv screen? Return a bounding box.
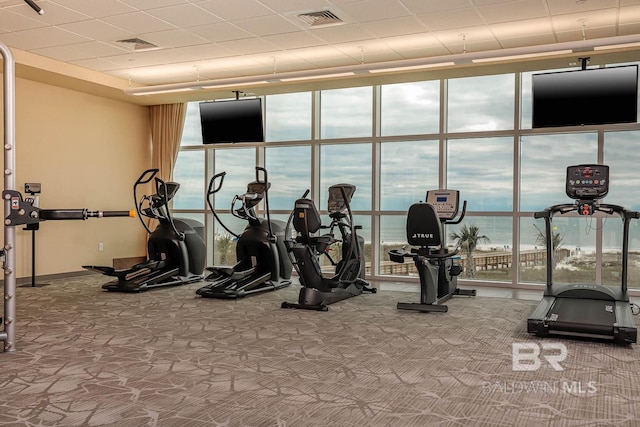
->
[199,98,264,144]
[532,65,638,128]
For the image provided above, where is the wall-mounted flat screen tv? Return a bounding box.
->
[199,98,264,144]
[532,65,638,128]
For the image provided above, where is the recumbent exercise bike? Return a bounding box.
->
[282,184,376,311]
[389,189,476,313]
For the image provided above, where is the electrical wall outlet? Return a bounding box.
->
[98,242,104,252]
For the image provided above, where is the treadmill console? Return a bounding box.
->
[566,164,609,200]
[426,189,459,221]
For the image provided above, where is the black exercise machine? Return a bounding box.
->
[281,184,376,311]
[84,169,206,292]
[528,164,638,345]
[196,167,292,299]
[388,189,476,313]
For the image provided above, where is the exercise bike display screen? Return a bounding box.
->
[565,164,609,200]
[425,189,459,220]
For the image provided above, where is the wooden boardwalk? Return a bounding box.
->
[370,248,570,275]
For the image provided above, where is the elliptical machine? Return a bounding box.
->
[389,189,476,313]
[281,184,376,311]
[196,167,292,299]
[84,169,206,292]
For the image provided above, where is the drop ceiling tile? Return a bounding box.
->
[433,26,496,44]
[550,9,618,32]
[477,0,548,24]
[24,2,91,25]
[400,0,474,14]
[232,14,303,37]
[490,18,554,38]
[146,3,222,28]
[416,8,485,31]
[101,11,176,34]
[70,57,124,72]
[187,22,255,43]
[118,0,196,10]
[619,5,640,24]
[197,0,273,20]
[0,8,47,31]
[262,31,326,50]
[307,23,375,44]
[58,19,133,41]
[337,0,411,22]
[546,0,619,15]
[0,26,91,50]
[498,33,557,49]
[555,26,616,42]
[359,16,427,38]
[49,0,138,18]
[619,22,640,34]
[218,37,280,55]
[32,41,127,61]
[258,0,333,13]
[170,43,236,61]
[138,29,210,49]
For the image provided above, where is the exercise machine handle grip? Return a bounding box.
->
[135,168,159,185]
[207,171,226,196]
[40,209,136,220]
[92,210,136,218]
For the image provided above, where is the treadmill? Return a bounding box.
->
[527,164,638,345]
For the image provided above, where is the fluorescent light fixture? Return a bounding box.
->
[200,81,270,89]
[472,50,573,63]
[369,62,455,73]
[280,72,355,82]
[594,41,640,51]
[128,86,197,96]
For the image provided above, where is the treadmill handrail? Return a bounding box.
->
[535,202,640,218]
[534,201,640,293]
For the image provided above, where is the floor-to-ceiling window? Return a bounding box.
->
[173,62,640,291]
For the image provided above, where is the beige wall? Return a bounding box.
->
[1,77,151,278]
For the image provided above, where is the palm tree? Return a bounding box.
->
[215,232,235,265]
[449,224,490,278]
[533,223,564,268]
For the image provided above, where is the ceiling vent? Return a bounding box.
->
[297,10,344,27]
[115,38,160,52]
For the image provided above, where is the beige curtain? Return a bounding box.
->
[146,103,187,233]
[149,103,187,181]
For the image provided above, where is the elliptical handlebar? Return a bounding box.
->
[207,171,226,197]
[133,168,158,235]
[206,171,239,239]
[155,176,184,241]
[256,166,274,240]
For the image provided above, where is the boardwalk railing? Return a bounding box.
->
[368,248,570,275]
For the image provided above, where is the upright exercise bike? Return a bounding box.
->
[84,169,206,292]
[389,189,476,313]
[196,167,292,299]
[282,184,376,311]
[528,164,638,345]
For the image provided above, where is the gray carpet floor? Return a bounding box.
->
[1,275,639,426]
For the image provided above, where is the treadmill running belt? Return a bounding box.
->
[547,298,616,335]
